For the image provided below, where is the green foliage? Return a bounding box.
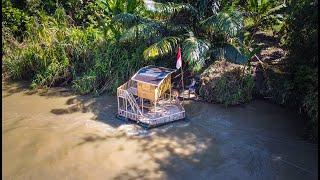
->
[244,0,286,32]
[214,72,254,106]
[182,37,211,72]
[212,43,248,64]
[114,0,251,74]
[98,0,140,15]
[143,36,180,60]
[72,42,143,95]
[112,13,149,28]
[2,1,30,40]
[199,61,254,106]
[271,0,318,139]
[1,0,317,138]
[2,7,143,95]
[143,0,198,19]
[200,10,244,38]
[119,22,165,44]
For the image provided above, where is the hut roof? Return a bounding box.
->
[131,65,176,86]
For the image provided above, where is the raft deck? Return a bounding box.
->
[117,81,185,127]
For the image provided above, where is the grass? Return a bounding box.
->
[2,8,145,95]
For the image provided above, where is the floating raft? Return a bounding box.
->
[117,66,186,127]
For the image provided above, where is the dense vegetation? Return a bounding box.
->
[2,0,318,139]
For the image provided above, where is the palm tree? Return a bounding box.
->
[111,0,257,72]
[244,0,287,35]
[97,0,144,39]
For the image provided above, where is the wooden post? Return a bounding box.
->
[125,97,127,117]
[142,98,144,114]
[169,84,172,103]
[117,93,119,113]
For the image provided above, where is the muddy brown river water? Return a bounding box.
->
[2,82,318,180]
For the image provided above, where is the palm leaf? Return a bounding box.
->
[182,37,211,70]
[112,13,150,28]
[212,44,249,64]
[143,36,180,60]
[119,22,165,43]
[198,0,220,18]
[143,0,198,19]
[201,10,243,37]
[267,3,286,15]
[165,23,191,35]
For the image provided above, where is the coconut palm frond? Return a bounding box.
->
[200,10,243,38]
[119,22,165,43]
[165,23,191,35]
[143,36,181,60]
[112,13,150,28]
[261,3,287,23]
[212,43,249,64]
[143,0,198,18]
[267,3,286,15]
[198,0,220,18]
[182,37,211,70]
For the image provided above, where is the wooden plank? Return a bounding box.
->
[137,82,156,101]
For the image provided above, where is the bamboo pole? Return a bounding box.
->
[181,62,185,105]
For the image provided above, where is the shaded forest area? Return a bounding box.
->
[2,0,318,139]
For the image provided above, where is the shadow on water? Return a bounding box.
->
[75,125,220,180]
[2,81,30,98]
[2,81,73,98]
[2,81,318,180]
[69,98,318,179]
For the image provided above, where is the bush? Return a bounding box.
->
[2,6,146,95]
[72,42,144,95]
[199,60,254,106]
[2,1,30,41]
[281,0,318,140]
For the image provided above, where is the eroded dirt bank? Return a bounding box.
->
[2,82,318,180]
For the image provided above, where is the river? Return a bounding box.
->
[2,82,318,180]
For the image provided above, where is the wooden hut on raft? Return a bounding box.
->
[117,65,185,127]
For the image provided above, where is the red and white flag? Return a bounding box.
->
[176,47,182,69]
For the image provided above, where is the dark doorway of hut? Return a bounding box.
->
[116,66,187,128]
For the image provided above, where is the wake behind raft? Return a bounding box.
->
[116,65,186,128]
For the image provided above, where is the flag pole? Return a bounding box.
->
[181,64,185,105]
[176,45,184,105]
[180,47,184,105]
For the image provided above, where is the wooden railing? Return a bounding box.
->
[124,90,143,116]
[117,80,143,117]
[118,109,143,121]
[144,111,185,125]
[117,80,137,97]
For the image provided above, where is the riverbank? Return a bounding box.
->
[2,81,318,179]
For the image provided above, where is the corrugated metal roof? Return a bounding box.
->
[131,66,176,86]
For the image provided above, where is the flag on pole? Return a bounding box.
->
[176,47,182,69]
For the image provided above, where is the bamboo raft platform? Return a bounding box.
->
[117,66,186,127]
